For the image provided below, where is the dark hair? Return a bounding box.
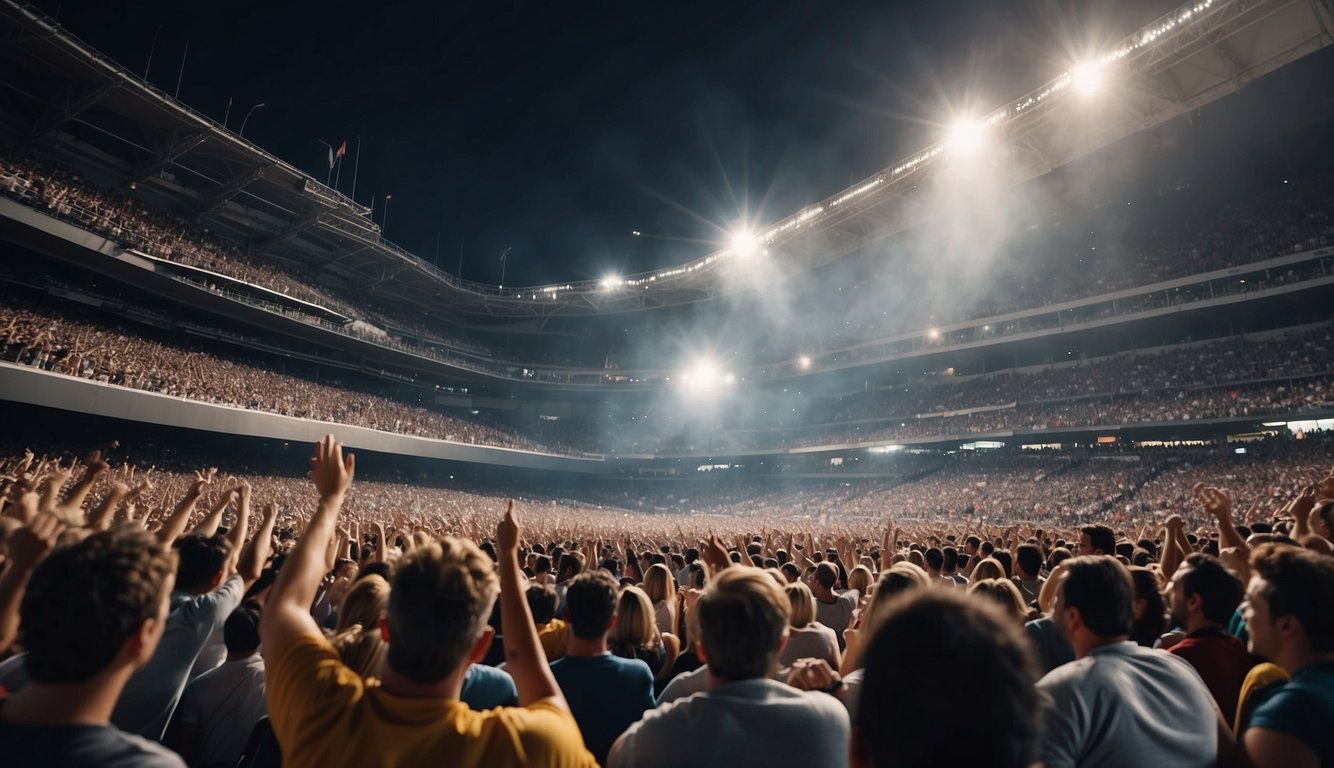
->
[1015,544,1043,579]
[21,527,176,684]
[780,562,801,581]
[358,561,393,583]
[1178,553,1244,625]
[223,601,263,655]
[526,583,558,625]
[924,547,944,571]
[564,570,619,640]
[942,547,959,572]
[991,549,1013,579]
[965,535,981,549]
[174,533,233,592]
[814,561,840,589]
[1250,544,1334,651]
[534,554,551,574]
[1080,525,1116,555]
[858,590,1040,768]
[684,547,699,564]
[1128,567,1167,645]
[1061,556,1133,638]
[556,553,583,581]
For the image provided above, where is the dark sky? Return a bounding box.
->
[35,0,1184,285]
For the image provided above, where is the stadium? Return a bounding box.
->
[1,0,1333,766]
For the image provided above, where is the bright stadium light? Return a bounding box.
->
[600,274,622,290]
[1072,61,1106,98]
[947,118,987,153]
[730,229,759,257]
[798,355,812,370]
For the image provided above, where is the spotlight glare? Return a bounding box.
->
[947,118,986,152]
[600,274,622,290]
[1072,61,1105,97]
[798,355,812,370]
[730,230,759,257]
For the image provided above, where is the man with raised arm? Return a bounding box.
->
[259,434,595,768]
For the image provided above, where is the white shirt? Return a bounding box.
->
[174,654,267,768]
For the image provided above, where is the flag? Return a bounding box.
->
[335,140,347,160]
[327,146,335,170]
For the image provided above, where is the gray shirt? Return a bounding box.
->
[610,678,849,768]
[815,590,858,649]
[1037,641,1219,768]
[113,576,245,740]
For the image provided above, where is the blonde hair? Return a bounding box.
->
[968,578,1029,625]
[610,586,661,652]
[329,624,386,678]
[848,565,873,596]
[335,575,391,633]
[862,563,932,634]
[643,563,675,605]
[695,568,790,680]
[971,558,1006,582]
[785,580,817,628]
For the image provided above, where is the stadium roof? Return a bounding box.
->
[2,0,1332,318]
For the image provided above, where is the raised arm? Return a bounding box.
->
[237,500,276,586]
[0,513,64,654]
[191,487,239,539]
[1161,516,1186,582]
[496,501,566,708]
[260,436,354,650]
[158,468,216,547]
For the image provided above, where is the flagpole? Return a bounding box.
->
[334,152,343,192]
[500,246,511,287]
[174,40,188,98]
[351,135,362,203]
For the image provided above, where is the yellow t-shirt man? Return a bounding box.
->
[266,632,596,768]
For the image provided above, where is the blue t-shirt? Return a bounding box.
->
[460,663,518,710]
[1248,661,1334,763]
[550,653,654,764]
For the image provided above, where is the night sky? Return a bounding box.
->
[35,0,1194,285]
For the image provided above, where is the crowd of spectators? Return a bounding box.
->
[6,150,1334,379]
[0,299,577,455]
[0,433,1330,767]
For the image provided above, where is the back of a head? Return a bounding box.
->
[695,568,790,681]
[1081,525,1117,556]
[785,580,816,628]
[967,578,1028,625]
[972,558,1005,582]
[175,532,233,592]
[526,583,559,625]
[610,586,657,649]
[1062,555,1133,638]
[1250,543,1334,651]
[224,601,263,656]
[814,561,839,590]
[1015,544,1043,579]
[21,526,177,684]
[336,574,391,633]
[386,536,498,684]
[941,547,959,572]
[1179,552,1244,625]
[557,553,583,581]
[924,547,944,571]
[643,563,674,604]
[857,590,1040,768]
[564,569,620,640]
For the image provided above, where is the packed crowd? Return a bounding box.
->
[0,434,1330,767]
[0,299,573,455]
[6,150,1334,377]
[6,287,1334,457]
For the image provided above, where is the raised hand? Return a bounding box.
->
[308,434,354,498]
[497,500,519,554]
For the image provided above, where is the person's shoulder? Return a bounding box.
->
[108,729,188,767]
[487,701,596,765]
[608,653,654,678]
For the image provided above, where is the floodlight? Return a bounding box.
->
[1072,61,1105,98]
[798,355,812,370]
[927,328,941,340]
[600,275,622,290]
[947,118,986,153]
[730,230,759,257]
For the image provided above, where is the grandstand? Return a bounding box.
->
[1,0,1334,493]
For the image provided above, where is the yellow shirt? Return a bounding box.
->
[538,619,570,662]
[266,632,596,768]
